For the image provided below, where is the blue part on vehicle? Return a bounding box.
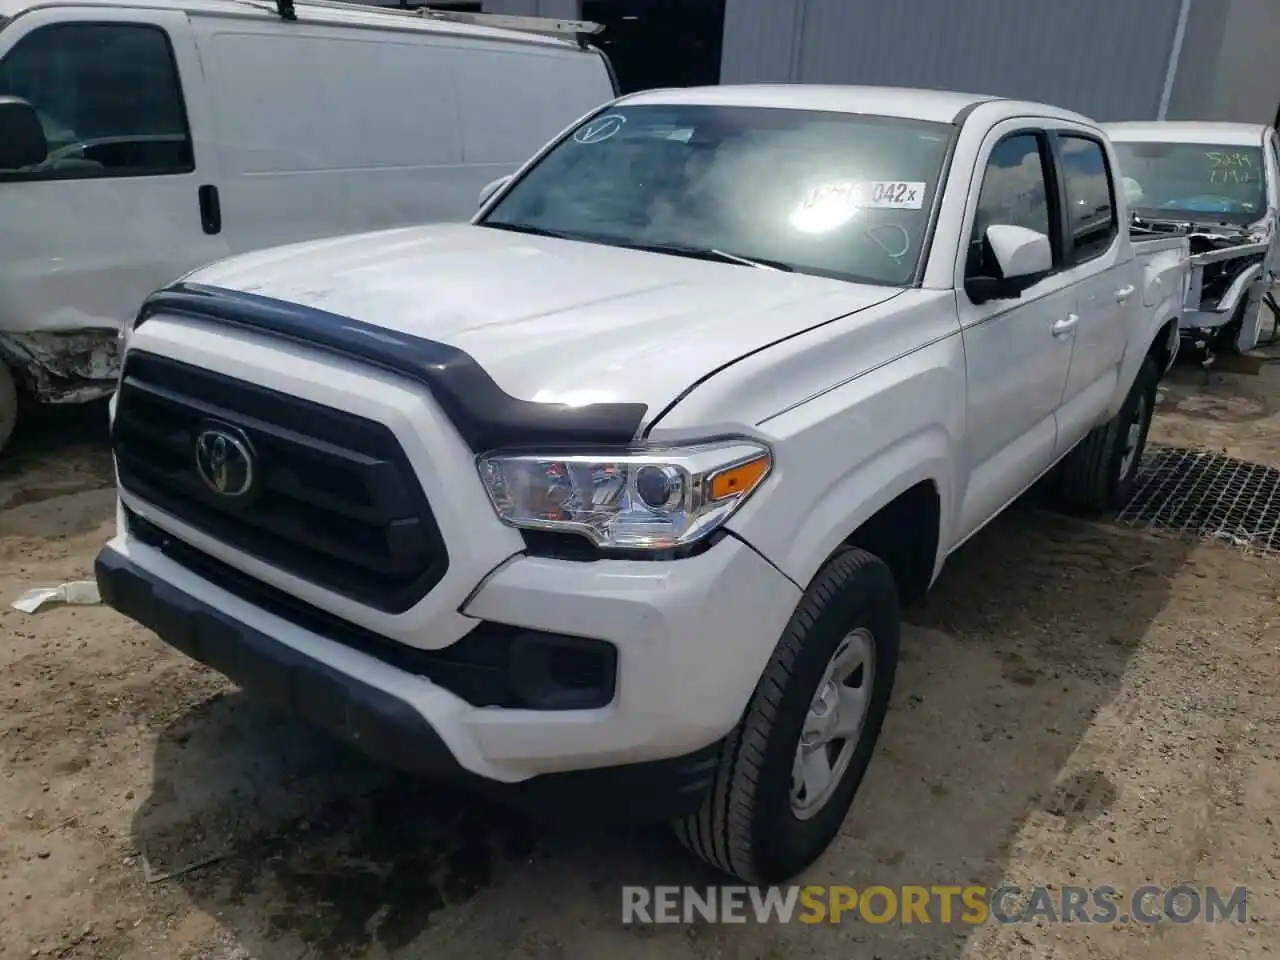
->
[1160,196,1239,214]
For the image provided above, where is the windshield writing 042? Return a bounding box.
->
[481,104,954,286]
[1112,141,1266,222]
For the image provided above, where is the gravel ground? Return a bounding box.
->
[1,357,1279,960]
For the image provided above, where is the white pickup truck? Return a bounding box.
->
[97,85,1188,883]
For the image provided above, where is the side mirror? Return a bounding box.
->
[0,96,47,170]
[986,223,1053,280]
[965,224,1053,305]
[478,175,512,207]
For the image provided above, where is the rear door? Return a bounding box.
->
[0,7,228,339]
[1049,126,1133,454]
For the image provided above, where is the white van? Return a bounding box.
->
[0,0,617,452]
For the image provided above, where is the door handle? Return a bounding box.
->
[197,184,222,236]
[1115,284,1136,303]
[1052,314,1079,337]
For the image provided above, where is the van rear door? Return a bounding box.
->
[0,5,228,385]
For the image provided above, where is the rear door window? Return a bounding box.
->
[1057,135,1118,264]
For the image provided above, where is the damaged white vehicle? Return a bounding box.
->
[1107,121,1280,356]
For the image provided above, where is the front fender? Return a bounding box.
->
[781,431,951,588]
[724,338,964,589]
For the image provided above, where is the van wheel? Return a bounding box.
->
[0,363,17,457]
[1054,356,1158,513]
[673,547,899,883]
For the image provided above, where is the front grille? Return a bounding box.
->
[113,351,448,613]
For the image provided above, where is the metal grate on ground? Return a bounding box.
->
[1115,444,1280,554]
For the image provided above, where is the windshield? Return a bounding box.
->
[480,103,955,286]
[1112,141,1267,223]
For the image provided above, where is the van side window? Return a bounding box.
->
[967,133,1053,280]
[0,23,193,180]
[1057,135,1117,264]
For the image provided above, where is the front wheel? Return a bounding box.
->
[673,547,900,883]
[1054,356,1159,512]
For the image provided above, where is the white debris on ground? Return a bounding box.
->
[11,580,101,613]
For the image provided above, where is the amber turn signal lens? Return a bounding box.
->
[708,455,770,501]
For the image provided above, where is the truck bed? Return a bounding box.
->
[1131,232,1191,314]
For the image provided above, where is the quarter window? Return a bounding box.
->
[967,133,1053,279]
[1058,135,1117,263]
[0,23,193,180]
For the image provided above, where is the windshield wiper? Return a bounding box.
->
[613,240,795,272]
[708,248,791,271]
[479,226,795,272]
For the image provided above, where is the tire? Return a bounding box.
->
[0,363,17,458]
[1054,355,1159,513]
[673,546,900,883]
[1210,298,1249,355]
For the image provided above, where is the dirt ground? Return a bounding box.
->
[2,354,1280,960]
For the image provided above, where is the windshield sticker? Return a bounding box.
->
[574,115,626,145]
[864,181,927,208]
[798,181,928,212]
[1206,151,1255,184]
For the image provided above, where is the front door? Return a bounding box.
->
[954,125,1075,543]
[0,7,228,344]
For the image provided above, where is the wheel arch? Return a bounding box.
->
[754,427,952,600]
[840,478,942,605]
[1147,314,1181,377]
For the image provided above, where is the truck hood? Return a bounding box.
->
[184,223,902,415]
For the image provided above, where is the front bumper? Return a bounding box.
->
[0,328,120,404]
[96,544,456,771]
[96,517,800,819]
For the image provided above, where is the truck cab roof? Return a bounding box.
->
[1104,121,1272,146]
[617,83,1096,127]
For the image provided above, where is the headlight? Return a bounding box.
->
[478,439,772,551]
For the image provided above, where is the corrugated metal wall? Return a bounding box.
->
[721,0,1185,121]
[1170,0,1280,123]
